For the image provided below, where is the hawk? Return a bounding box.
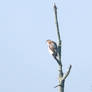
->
[46,40,58,58]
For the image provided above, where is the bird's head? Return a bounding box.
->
[46,40,52,45]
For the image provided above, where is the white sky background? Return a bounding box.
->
[0,0,92,92]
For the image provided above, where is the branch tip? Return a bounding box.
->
[70,64,72,68]
[54,3,57,9]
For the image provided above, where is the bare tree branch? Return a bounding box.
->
[52,55,61,65]
[54,3,64,92]
[62,65,72,80]
[54,84,62,88]
[47,3,72,92]
[54,3,62,66]
[54,3,61,45]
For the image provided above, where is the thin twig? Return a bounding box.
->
[53,55,61,65]
[54,84,62,88]
[54,3,61,45]
[62,65,72,80]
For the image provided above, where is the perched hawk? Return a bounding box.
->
[46,40,58,58]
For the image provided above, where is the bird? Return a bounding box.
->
[46,40,58,58]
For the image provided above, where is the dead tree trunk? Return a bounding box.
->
[53,4,72,92]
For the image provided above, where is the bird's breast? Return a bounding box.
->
[48,47,54,55]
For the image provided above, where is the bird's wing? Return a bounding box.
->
[51,41,57,49]
[49,42,57,53]
[49,45,55,52]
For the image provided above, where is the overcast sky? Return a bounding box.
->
[0,0,92,92]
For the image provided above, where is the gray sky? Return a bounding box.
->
[0,0,92,92]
